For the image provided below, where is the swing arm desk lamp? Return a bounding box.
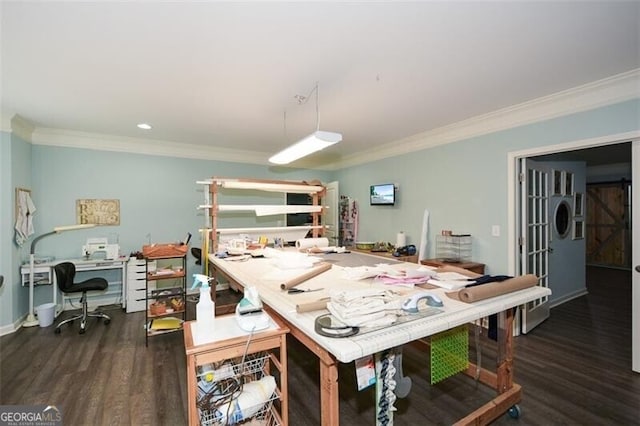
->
[23,224,96,327]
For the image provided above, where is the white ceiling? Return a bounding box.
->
[2,2,639,169]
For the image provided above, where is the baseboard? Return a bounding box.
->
[550,288,588,309]
[0,313,28,336]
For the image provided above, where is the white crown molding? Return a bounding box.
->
[11,114,36,142]
[19,69,640,170]
[328,68,640,170]
[0,111,13,133]
[0,112,36,141]
[31,128,269,165]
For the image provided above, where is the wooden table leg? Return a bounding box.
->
[186,353,198,426]
[264,305,340,426]
[454,308,520,426]
[320,358,340,426]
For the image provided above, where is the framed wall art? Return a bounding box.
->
[76,199,120,226]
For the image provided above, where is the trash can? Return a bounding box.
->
[35,303,56,327]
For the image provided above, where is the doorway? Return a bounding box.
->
[507,131,637,371]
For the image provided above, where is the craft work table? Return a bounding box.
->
[208,250,550,425]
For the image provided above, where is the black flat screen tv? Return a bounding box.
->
[370,183,395,205]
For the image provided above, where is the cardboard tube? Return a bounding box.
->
[296,237,329,250]
[451,274,538,303]
[280,262,332,290]
[296,298,330,313]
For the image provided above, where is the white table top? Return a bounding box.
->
[209,250,550,363]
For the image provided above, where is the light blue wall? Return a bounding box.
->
[0,131,33,331]
[0,131,12,329]
[335,99,640,274]
[31,147,332,258]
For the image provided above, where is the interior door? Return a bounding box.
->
[323,181,339,246]
[632,140,639,373]
[520,158,550,333]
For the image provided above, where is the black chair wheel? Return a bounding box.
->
[104,319,110,325]
[54,328,61,334]
[79,328,85,334]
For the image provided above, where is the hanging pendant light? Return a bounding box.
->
[269,83,342,165]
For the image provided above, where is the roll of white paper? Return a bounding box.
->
[295,237,330,250]
[396,231,406,248]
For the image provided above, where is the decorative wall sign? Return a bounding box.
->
[76,199,120,225]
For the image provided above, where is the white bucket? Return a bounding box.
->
[35,302,56,327]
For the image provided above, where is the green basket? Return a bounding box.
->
[430,325,469,384]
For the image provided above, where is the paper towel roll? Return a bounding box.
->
[396,232,406,247]
[295,237,329,250]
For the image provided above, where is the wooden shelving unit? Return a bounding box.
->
[196,177,326,311]
[143,245,188,345]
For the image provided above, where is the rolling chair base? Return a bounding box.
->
[54,295,111,334]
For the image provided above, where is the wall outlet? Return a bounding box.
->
[491,225,500,237]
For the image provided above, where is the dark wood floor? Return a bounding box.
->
[1,266,638,425]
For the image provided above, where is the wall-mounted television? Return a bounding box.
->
[370,183,395,205]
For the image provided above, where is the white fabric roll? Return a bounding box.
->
[295,237,329,250]
[418,209,430,261]
[396,232,406,247]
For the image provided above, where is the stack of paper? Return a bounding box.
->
[150,317,183,330]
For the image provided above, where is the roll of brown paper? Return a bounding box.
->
[279,262,332,290]
[455,274,538,303]
[296,298,330,313]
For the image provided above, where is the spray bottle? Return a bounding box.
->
[192,274,215,326]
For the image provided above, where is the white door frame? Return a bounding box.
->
[507,130,639,370]
[632,141,640,373]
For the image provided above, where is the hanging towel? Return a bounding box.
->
[15,191,36,247]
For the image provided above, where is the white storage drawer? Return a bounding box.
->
[126,259,147,313]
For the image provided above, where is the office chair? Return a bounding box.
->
[191,247,202,265]
[53,262,111,334]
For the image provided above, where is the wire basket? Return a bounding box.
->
[197,353,281,426]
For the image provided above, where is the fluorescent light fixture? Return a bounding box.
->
[137,123,152,130]
[269,131,342,165]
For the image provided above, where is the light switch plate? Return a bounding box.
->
[492,225,500,237]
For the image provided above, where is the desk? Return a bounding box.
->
[209,250,550,425]
[21,257,128,315]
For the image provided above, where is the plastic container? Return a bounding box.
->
[192,274,215,326]
[35,302,56,327]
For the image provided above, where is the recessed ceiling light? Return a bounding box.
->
[137,123,152,130]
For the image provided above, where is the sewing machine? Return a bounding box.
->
[82,238,119,260]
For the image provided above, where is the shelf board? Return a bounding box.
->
[147,270,185,280]
[147,308,186,319]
